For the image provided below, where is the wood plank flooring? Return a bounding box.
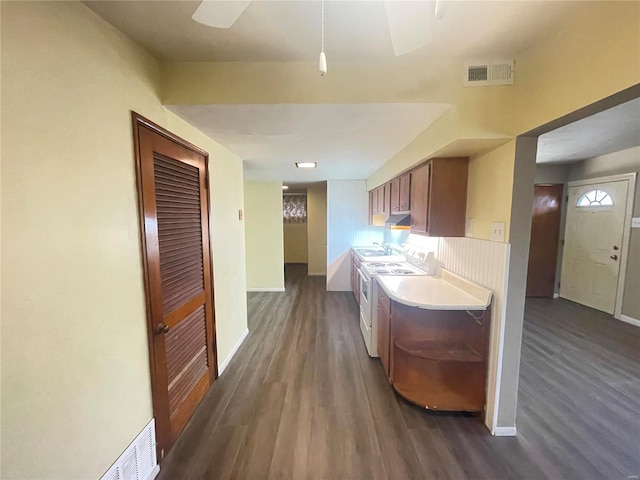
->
[158,264,640,479]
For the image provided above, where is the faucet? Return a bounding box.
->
[383,243,393,255]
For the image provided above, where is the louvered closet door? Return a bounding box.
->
[136,122,216,459]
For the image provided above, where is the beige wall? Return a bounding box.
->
[568,147,640,319]
[284,223,308,264]
[244,182,285,290]
[1,2,248,478]
[466,141,516,242]
[307,183,328,275]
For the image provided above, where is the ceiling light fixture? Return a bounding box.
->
[282,185,289,190]
[296,162,317,169]
[319,0,327,76]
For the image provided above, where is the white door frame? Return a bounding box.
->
[565,172,636,319]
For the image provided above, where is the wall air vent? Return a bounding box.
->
[101,419,159,480]
[463,60,514,86]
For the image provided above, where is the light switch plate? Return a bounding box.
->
[465,219,474,237]
[632,217,640,228]
[490,222,505,242]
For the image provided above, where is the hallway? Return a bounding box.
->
[158,264,639,479]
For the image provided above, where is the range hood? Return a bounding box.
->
[385,214,411,229]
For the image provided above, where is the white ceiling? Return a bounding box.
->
[167,103,451,182]
[85,1,591,62]
[537,98,640,164]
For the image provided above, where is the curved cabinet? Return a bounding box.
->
[378,296,491,412]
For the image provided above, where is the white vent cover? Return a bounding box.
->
[101,419,159,480]
[463,60,514,86]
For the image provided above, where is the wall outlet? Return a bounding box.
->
[632,217,640,228]
[490,222,505,242]
[238,209,243,221]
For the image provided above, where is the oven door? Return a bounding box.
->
[358,268,372,327]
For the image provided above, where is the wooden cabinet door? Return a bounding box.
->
[390,177,401,213]
[377,304,391,379]
[410,162,430,234]
[376,185,386,215]
[399,173,411,212]
[368,190,374,224]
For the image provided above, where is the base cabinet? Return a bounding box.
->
[377,295,491,412]
[350,252,361,305]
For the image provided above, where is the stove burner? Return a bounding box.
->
[390,269,414,275]
[386,263,403,267]
[367,262,387,267]
[373,269,391,274]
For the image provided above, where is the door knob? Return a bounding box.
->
[156,323,170,334]
[610,255,618,260]
[613,245,619,250]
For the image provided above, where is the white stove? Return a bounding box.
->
[358,260,427,357]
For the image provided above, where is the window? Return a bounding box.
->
[577,189,613,207]
[283,194,307,223]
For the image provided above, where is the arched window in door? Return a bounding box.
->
[577,189,613,207]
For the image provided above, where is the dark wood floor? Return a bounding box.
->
[159,264,640,479]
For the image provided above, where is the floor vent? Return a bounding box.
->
[463,60,514,86]
[101,419,159,480]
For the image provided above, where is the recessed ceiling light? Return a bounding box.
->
[296,162,317,168]
[282,185,289,190]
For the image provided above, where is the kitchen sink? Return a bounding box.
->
[356,248,387,256]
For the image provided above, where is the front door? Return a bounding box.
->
[560,180,628,314]
[132,113,217,460]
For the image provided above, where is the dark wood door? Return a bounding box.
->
[132,113,217,460]
[526,184,564,297]
[409,162,430,234]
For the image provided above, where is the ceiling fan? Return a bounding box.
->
[192,0,446,61]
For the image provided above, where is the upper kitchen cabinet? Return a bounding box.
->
[390,172,411,214]
[368,183,389,224]
[410,157,468,237]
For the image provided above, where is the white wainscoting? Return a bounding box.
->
[437,237,511,435]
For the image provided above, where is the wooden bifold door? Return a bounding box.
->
[132,113,217,460]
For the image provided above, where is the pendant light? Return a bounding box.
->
[319,0,327,76]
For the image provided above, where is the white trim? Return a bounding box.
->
[619,314,640,328]
[493,426,517,436]
[566,172,636,319]
[247,287,285,292]
[553,293,559,299]
[218,328,249,375]
[488,245,511,435]
[147,465,160,480]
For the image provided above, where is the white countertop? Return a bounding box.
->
[376,271,492,311]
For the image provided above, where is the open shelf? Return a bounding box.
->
[394,339,482,363]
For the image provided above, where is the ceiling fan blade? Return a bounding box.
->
[384,0,433,56]
[192,0,251,29]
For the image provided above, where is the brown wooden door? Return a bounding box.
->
[526,184,564,297]
[132,113,217,460]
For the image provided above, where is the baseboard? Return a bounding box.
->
[146,465,160,480]
[493,426,517,436]
[218,328,249,375]
[619,314,640,328]
[246,287,285,292]
[307,272,326,276]
[553,293,559,299]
